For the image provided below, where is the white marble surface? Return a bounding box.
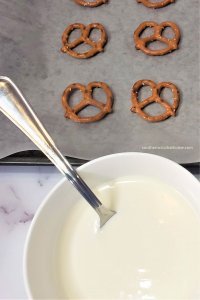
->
[0,166,62,299]
[0,165,199,299]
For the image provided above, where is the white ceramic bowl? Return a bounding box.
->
[23,152,200,299]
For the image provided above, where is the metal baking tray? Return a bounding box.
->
[0,151,199,178]
[0,151,88,166]
[0,0,199,164]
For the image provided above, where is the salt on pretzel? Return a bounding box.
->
[61,23,107,59]
[134,21,180,56]
[130,79,180,122]
[75,0,108,7]
[137,0,175,9]
[62,82,113,123]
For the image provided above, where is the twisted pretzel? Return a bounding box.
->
[134,21,180,56]
[130,80,180,122]
[61,23,107,59]
[62,82,113,123]
[75,0,108,7]
[137,0,175,9]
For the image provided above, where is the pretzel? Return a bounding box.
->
[134,21,180,56]
[62,82,113,123]
[137,0,175,9]
[130,80,180,122]
[75,0,108,7]
[61,23,107,59]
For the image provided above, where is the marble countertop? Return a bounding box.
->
[0,165,62,299]
[0,164,199,299]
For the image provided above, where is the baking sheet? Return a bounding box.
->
[0,0,199,164]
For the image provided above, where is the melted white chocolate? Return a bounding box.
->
[57,177,200,299]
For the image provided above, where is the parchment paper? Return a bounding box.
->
[0,0,199,163]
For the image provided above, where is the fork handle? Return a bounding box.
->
[0,76,102,210]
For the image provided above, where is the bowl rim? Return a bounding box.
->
[23,152,200,298]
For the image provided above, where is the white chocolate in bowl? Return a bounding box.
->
[57,177,200,299]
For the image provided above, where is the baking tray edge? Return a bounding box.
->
[0,151,199,176]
